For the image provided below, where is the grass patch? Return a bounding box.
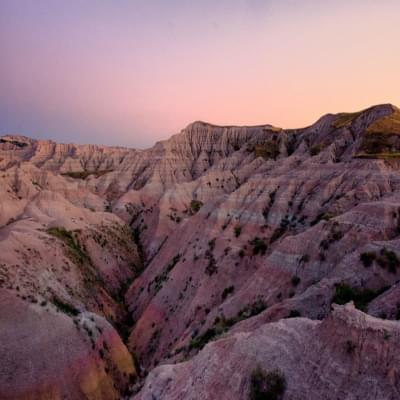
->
[270,217,290,243]
[47,227,89,265]
[366,109,400,135]
[356,109,400,158]
[62,169,113,180]
[255,140,280,160]
[310,212,335,226]
[332,111,363,129]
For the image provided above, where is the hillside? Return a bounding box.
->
[1,104,400,399]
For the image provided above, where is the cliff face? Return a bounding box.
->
[1,104,400,399]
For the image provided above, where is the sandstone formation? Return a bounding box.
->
[1,104,400,399]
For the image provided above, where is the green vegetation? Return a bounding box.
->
[148,254,181,294]
[132,226,145,264]
[205,239,218,276]
[332,282,387,311]
[291,276,300,287]
[233,143,241,151]
[319,223,343,251]
[237,300,268,320]
[360,251,376,267]
[286,309,301,318]
[52,296,79,316]
[270,217,290,243]
[310,212,335,226]
[221,285,235,300]
[249,367,286,400]
[309,143,325,156]
[332,111,363,129]
[375,248,400,273]
[61,169,113,180]
[47,227,89,265]
[189,300,267,352]
[299,254,310,263]
[234,225,242,238]
[356,109,400,158]
[255,140,280,160]
[250,237,267,256]
[190,199,204,214]
[366,109,400,135]
[0,138,28,148]
[359,248,400,273]
[345,340,356,354]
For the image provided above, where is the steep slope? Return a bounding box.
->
[1,103,400,399]
[133,303,400,400]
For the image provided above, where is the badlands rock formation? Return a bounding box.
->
[1,104,400,399]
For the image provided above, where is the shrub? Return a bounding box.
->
[61,169,113,179]
[222,285,235,300]
[286,309,301,318]
[376,248,399,273]
[148,254,181,294]
[189,327,217,351]
[332,282,386,311]
[270,217,289,243]
[291,276,300,287]
[311,212,334,226]
[52,297,79,316]
[318,223,343,250]
[190,200,203,214]
[205,239,217,276]
[299,254,310,263]
[249,367,286,400]
[309,144,325,156]
[250,237,268,256]
[345,340,356,354]
[189,301,268,353]
[237,300,268,320]
[255,140,280,160]
[360,251,376,267]
[234,225,242,238]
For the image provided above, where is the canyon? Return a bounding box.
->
[1,103,400,399]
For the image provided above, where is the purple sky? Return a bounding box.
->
[1,0,400,148]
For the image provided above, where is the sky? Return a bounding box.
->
[1,0,400,148]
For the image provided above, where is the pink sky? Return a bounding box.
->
[1,0,399,148]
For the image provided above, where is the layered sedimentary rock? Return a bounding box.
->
[1,104,400,399]
[134,303,400,400]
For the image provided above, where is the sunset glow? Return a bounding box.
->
[1,0,400,147]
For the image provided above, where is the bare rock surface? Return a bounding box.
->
[133,303,400,400]
[1,104,400,399]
